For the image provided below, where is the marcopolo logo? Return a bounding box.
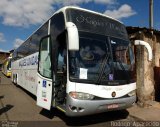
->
[19,55,38,67]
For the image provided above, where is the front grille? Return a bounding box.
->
[93,94,130,100]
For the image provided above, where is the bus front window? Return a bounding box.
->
[69,32,111,84]
[110,37,135,82]
[69,32,135,85]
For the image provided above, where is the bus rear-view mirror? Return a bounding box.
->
[66,22,79,51]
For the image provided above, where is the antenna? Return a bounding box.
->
[149,0,153,29]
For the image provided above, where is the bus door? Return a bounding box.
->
[55,33,67,106]
[37,36,53,110]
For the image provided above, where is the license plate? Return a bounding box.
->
[107,104,119,109]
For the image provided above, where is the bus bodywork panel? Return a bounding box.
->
[66,94,136,116]
[65,81,136,116]
[12,53,38,95]
[69,82,136,98]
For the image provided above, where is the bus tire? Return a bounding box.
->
[13,74,18,86]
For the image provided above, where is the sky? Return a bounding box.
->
[0,0,159,52]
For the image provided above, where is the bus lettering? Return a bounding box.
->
[19,55,38,67]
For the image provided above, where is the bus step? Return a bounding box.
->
[56,105,66,113]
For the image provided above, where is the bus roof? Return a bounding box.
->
[56,6,123,24]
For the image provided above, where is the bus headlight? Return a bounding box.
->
[128,90,136,97]
[69,92,94,100]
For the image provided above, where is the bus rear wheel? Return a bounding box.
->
[13,74,18,86]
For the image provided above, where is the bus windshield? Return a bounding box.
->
[69,32,135,85]
[110,37,135,83]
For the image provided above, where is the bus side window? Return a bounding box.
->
[38,36,52,79]
[57,48,66,72]
[57,32,67,73]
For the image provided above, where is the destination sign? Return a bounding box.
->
[66,9,129,40]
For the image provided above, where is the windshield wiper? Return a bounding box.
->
[96,53,111,84]
[116,58,130,83]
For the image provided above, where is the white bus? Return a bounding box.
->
[11,6,136,116]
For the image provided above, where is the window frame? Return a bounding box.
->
[38,35,52,79]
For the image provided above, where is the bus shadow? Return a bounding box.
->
[15,85,37,101]
[60,110,129,126]
[40,108,56,119]
[40,108,129,126]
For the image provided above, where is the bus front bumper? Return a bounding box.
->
[65,94,136,116]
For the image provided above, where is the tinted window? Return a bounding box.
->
[66,8,129,41]
[38,36,52,78]
[50,12,65,40]
[12,22,48,61]
[50,12,65,72]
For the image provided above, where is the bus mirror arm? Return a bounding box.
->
[134,40,152,61]
[66,22,79,51]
